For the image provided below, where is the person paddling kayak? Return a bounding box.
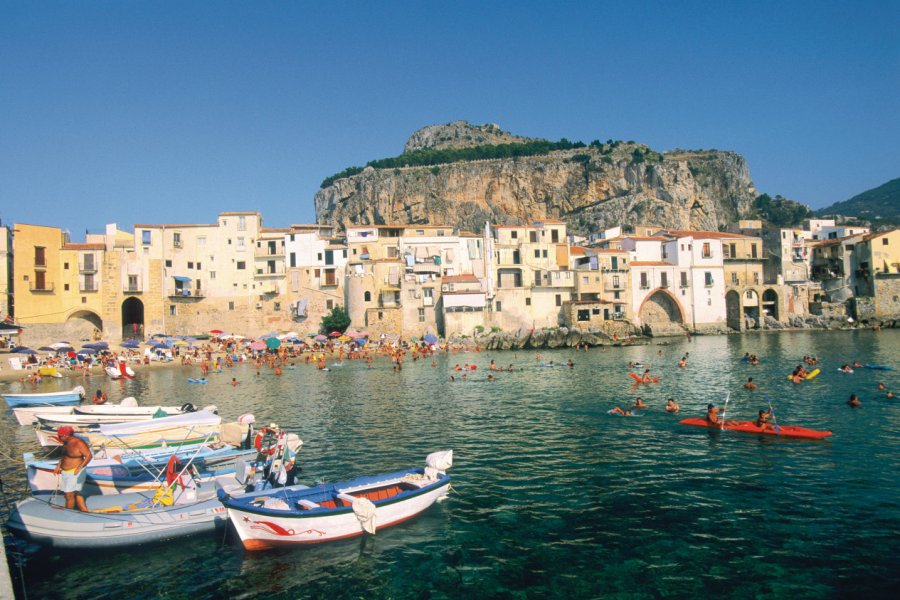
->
[755,409,773,430]
[706,403,735,426]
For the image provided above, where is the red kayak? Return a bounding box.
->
[678,418,832,439]
[629,373,659,384]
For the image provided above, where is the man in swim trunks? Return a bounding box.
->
[633,397,647,409]
[53,426,92,511]
[665,398,680,413]
[848,394,861,407]
[744,377,757,390]
[706,404,735,426]
[641,369,654,383]
[92,389,107,405]
[610,407,632,416]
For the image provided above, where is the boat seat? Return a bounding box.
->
[297,499,320,510]
[336,493,356,506]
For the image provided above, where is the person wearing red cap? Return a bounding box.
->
[52,426,93,511]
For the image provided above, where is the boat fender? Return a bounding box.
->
[350,496,377,534]
[180,402,196,413]
[202,404,218,414]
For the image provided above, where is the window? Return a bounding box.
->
[228,301,234,310]
[751,243,758,258]
[210,271,216,279]
[290,253,296,268]
[883,238,889,245]
[660,272,668,288]
[142,230,151,245]
[529,231,538,243]
[236,261,246,270]
[34,246,46,266]
[702,242,711,258]
[169,305,176,316]
[551,230,559,243]
[728,243,736,258]
[187,262,194,269]
[753,272,760,284]
[582,276,588,284]
[238,216,246,231]
[680,272,688,288]
[364,291,371,302]
[614,291,620,300]
[731,272,739,285]
[237,237,245,250]
[495,301,502,312]
[423,288,434,306]
[197,236,206,247]
[525,297,531,306]
[267,260,276,274]
[64,262,69,270]
[418,308,425,322]
[613,275,620,288]
[662,246,668,259]
[64,283,69,291]
[535,249,541,259]
[577,309,590,322]
[542,250,548,258]
[326,300,333,310]
[173,232,182,248]
[197,262,201,270]
[705,272,714,287]
[274,302,280,311]
[511,231,518,239]
[555,294,562,307]
[640,272,649,289]
[165,260,172,267]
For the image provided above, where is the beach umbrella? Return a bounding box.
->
[121,339,140,348]
[50,342,72,350]
[83,342,108,350]
[356,338,367,346]
[287,337,303,344]
[265,337,281,350]
[172,340,190,347]
[329,331,342,337]
[209,329,224,335]
[314,334,327,342]
[249,341,266,351]
[151,333,167,338]
[77,347,98,355]
[38,346,56,351]
[260,332,278,340]
[16,347,37,354]
[338,335,351,343]
[423,333,438,344]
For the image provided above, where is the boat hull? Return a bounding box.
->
[11,405,74,426]
[3,389,84,408]
[6,485,229,549]
[679,417,832,439]
[222,468,450,550]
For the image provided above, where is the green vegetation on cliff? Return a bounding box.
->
[318,138,633,188]
[752,194,814,227]
[816,177,900,226]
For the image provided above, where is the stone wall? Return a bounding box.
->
[874,274,900,318]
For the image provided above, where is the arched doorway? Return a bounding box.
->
[66,310,103,341]
[122,297,144,340]
[639,290,684,326]
[762,289,779,321]
[725,290,742,331]
[743,289,760,328]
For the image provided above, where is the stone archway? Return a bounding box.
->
[122,297,145,340]
[762,289,779,321]
[65,310,103,340]
[743,289,761,328]
[726,290,742,331]
[639,289,684,326]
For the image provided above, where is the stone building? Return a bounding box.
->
[284,225,347,335]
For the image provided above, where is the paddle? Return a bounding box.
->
[721,392,731,430]
[767,397,781,434]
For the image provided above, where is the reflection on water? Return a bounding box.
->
[2,330,900,598]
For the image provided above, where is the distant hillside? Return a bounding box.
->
[817,178,900,226]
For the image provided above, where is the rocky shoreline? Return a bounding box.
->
[459,317,899,350]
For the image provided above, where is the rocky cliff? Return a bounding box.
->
[315,122,758,234]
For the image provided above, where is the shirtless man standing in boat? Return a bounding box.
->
[53,426,92,511]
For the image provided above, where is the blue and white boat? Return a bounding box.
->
[3,385,85,408]
[220,450,452,551]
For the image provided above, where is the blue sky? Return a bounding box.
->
[1,1,897,238]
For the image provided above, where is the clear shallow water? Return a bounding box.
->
[2,330,899,599]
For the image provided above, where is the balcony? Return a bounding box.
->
[124,284,143,294]
[29,282,54,293]
[79,262,97,273]
[168,289,204,299]
[254,247,284,259]
[80,283,99,293]
[601,267,628,273]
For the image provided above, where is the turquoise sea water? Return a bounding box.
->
[2,330,899,599]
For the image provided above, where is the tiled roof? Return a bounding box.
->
[62,243,105,250]
[443,274,481,283]
[630,261,671,266]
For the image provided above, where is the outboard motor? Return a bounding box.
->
[180,402,196,413]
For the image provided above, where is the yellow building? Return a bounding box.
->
[1,224,12,319]
[12,223,106,340]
